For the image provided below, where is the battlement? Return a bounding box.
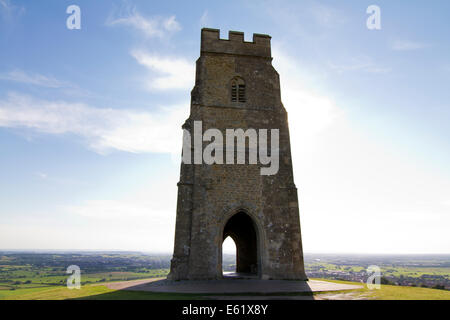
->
[201,28,271,58]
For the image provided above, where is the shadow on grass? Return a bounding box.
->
[71,290,204,300]
[72,278,316,300]
[72,290,316,300]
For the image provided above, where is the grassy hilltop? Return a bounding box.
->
[0,252,449,300]
[1,278,449,300]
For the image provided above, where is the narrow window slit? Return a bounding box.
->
[231,83,237,102]
[231,78,246,103]
[238,85,246,102]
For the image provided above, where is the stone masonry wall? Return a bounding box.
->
[168,28,307,280]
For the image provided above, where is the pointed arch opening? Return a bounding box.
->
[221,211,259,278]
[222,236,237,274]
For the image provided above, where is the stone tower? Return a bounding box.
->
[168,28,307,280]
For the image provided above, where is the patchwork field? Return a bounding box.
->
[305,254,450,289]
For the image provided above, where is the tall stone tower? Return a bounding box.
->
[168,28,307,280]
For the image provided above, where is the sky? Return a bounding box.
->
[0,0,449,254]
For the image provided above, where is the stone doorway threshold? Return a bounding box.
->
[222,272,258,279]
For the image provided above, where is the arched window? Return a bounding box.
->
[231,77,246,103]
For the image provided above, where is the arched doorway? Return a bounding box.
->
[222,236,237,274]
[222,212,259,277]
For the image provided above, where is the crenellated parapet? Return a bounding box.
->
[201,28,271,58]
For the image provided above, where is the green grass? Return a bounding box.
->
[0,284,113,300]
[0,282,201,300]
[311,278,450,300]
[367,284,450,300]
[0,278,448,300]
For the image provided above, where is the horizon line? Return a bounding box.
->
[0,249,449,256]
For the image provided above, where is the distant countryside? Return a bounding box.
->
[0,252,170,291]
[304,254,450,290]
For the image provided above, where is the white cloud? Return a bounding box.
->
[0,171,179,252]
[35,172,48,179]
[131,50,195,90]
[0,92,187,155]
[106,6,181,38]
[66,200,166,221]
[65,172,177,221]
[162,15,181,32]
[200,10,210,27]
[308,3,346,27]
[0,0,25,20]
[0,217,174,252]
[273,46,341,141]
[0,70,69,88]
[328,56,391,74]
[273,46,450,254]
[0,0,10,10]
[392,40,428,51]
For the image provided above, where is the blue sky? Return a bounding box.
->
[0,0,449,253]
